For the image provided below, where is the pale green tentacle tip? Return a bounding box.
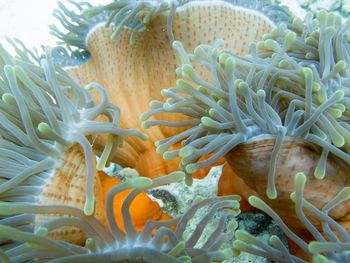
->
[317,10,327,21]
[194,45,206,58]
[313,82,320,92]
[284,31,297,48]
[302,67,313,78]
[149,100,163,109]
[201,116,218,128]
[139,133,149,141]
[232,239,247,251]
[177,79,193,92]
[154,140,161,147]
[1,93,16,105]
[227,220,238,232]
[314,164,326,180]
[218,52,229,65]
[84,84,94,91]
[332,133,345,148]
[263,39,280,51]
[234,78,243,87]
[278,59,290,69]
[35,227,48,237]
[168,240,185,257]
[269,235,285,249]
[172,40,183,50]
[309,241,330,255]
[129,177,153,189]
[179,146,193,158]
[295,172,306,185]
[312,254,329,263]
[238,81,249,91]
[181,64,194,75]
[139,113,149,122]
[328,108,342,118]
[257,89,266,98]
[185,163,197,174]
[247,195,264,209]
[84,196,95,216]
[38,122,52,135]
[266,187,277,200]
[160,88,171,97]
[234,230,254,244]
[225,56,236,75]
[141,121,151,129]
[163,151,177,161]
[85,238,97,252]
[290,191,296,203]
[156,144,167,154]
[334,60,346,73]
[334,90,344,101]
[256,40,265,50]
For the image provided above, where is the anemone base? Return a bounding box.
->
[225,138,350,232]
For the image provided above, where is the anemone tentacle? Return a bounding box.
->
[0,42,147,244]
[142,10,350,193]
[50,0,291,66]
[234,173,350,263]
[0,172,240,263]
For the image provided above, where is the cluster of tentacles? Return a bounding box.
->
[141,7,350,263]
[1,0,350,263]
[143,10,350,193]
[0,170,239,263]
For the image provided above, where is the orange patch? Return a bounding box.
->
[99,171,172,233]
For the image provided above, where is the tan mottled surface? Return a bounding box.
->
[226,138,350,232]
[36,144,106,245]
[67,1,275,178]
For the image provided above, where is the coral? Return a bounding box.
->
[0,172,240,263]
[48,0,290,179]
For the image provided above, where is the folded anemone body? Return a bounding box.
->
[234,173,350,263]
[0,43,147,244]
[0,172,240,263]
[49,0,290,179]
[141,10,350,231]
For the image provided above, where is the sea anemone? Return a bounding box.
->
[141,9,350,230]
[0,42,147,244]
[49,0,290,179]
[0,171,240,263]
[233,172,350,263]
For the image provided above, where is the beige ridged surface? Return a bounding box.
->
[66,2,275,178]
[225,138,350,232]
[35,144,106,245]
